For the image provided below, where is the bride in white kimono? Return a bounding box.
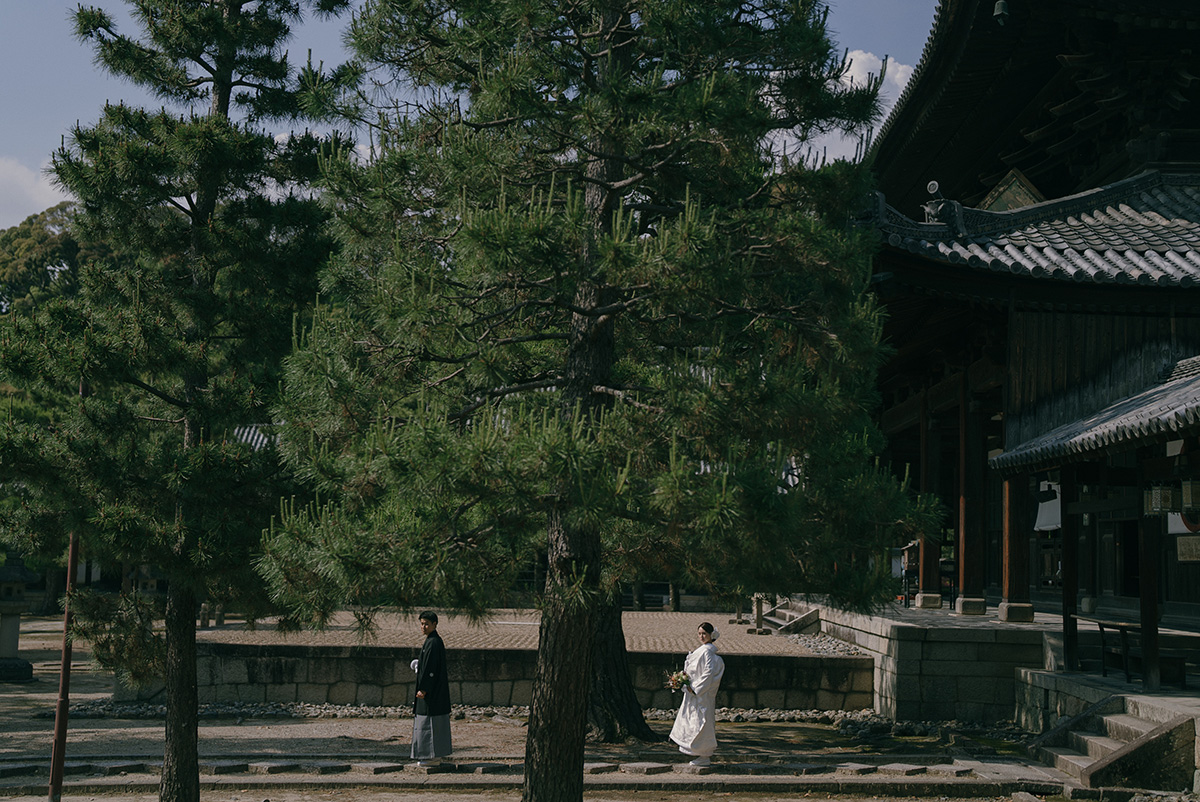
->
[669,622,725,766]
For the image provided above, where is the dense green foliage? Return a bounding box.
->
[0,3,352,801]
[259,0,936,798]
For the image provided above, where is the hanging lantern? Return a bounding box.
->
[1181,479,1200,510]
[1144,483,1182,516]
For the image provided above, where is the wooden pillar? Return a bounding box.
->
[999,473,1035,622]
[1138,513,1161,690]
[956,383,986,615]
[916,393,943,609]
[1061,465,1079,670]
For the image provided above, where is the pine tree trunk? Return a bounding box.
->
[159,581,198,802]
[523,512,599,802]
[587,594,659,743]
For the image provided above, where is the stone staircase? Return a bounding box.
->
[1029,695,1196,791]
[754,597,820,635]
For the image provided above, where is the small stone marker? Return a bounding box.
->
[248,761,300,774]
[619,761,672,775]
[199,760,248,775]
[354,762,406,775]
[96,761,147,776]
[928,764,973,777]
[878,762,926,776]
[0,763,41,777]
[583,762,619,774]
[457,762,508,774]
[836,762,875,775]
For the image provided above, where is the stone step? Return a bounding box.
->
[1067,731,1126,759]
[1099,712,1156,743]
[1040,745,1092,780]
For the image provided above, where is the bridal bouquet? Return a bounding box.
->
[665,670,691,692]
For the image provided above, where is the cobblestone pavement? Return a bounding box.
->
[1,612,1072,799]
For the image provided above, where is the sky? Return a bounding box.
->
[0,1,938,231]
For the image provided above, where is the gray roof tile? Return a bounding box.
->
[992,355,1200,471]
[879,171,1200,285]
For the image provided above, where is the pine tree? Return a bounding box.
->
[260,2,934,800]
[0,3,351,801]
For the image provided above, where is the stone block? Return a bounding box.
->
[304,761,351,775]
[264,683,298,704]
[845,692,873,710]
[327,681,357,705]
[492,681,512,706]
[296,683,330,703]
[356,683,383,706]
[635,690,653,708]
[355,762,406,775]
[237,683,266,703]
[652,690,677,710]
[510,680,534,706]
[978,643,1042,664]
[924,642,978,662]
[460,681,493,706]
[448,681,462,705]
[308,657,341,684]
[248,761,301,774]
[197,686,215,704]
[584,763,619,774]
[620,762,672,775]
[757,689,786,709]
[382,683,410,706]
[954,597,987,616]
[815,689,844,710]
[347,658,393,686]
[221,660,249,685]
[784,689,817,709]
[200,761,249,775]
[729,691,757,709]
[851,669,873,693]
[878,763,926,775]
[212,683,240,703]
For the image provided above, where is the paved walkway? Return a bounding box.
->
[0,610,1078,797]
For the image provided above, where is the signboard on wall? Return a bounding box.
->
[1178,535,1200,563]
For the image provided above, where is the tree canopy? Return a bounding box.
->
[260,1,935,800]
[0,3,353,802]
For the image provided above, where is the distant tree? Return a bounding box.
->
[259,2,936,801]
[0,3,353,802]
[0,202,91,314]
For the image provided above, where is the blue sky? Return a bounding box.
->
[0,1,937,230]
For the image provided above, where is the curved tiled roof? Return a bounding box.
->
[878,171,1200,287]
[991,356,1200,472]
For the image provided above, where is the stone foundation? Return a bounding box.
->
[819,606,1046,722]
[117,642,874,712]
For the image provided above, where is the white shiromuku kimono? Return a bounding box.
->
[668,641,725,757]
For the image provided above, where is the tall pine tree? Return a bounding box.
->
[0,3,352,801]
[260,1,934,800]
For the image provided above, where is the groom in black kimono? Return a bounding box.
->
[411,611,452,766]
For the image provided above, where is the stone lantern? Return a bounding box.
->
[0,550,40,682]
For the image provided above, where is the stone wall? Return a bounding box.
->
[819,606,1047,723]
[163,642,873,711]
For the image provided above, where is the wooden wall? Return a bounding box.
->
[1006,308,1200,448]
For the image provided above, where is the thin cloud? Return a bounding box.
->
[809,50,915,163]
[0,158,70,230]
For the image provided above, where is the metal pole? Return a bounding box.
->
[48,532,79,802]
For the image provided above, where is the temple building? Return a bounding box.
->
[869,0,1200,690]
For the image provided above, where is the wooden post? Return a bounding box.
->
[956,385,986,615]
[999,473,1035,622]
[916,393,943,608]
[1139,513,1161,690]
[1061,465,1079,670]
